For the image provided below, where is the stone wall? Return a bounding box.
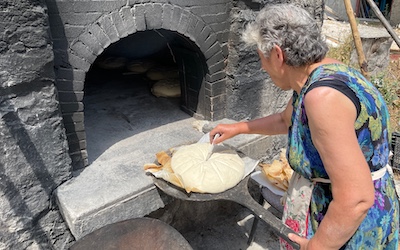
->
[225,0,324,121]
[0,0,73,249]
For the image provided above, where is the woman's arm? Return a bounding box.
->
[290,87,375,249]
[209,98,293,144]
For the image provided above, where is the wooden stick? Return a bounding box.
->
[343,0,369,79]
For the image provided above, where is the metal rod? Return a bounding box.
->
[365,0,400,48]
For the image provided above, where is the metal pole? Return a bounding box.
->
[365,0,400,48]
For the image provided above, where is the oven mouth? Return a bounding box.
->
[83,29,207,165]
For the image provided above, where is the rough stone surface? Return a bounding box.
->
[322,19,394,77]
[225,0,324,122]
[0,0,73,249]
[351,28,393,76]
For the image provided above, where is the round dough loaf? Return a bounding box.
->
[151,79,181,98]
[171,143,245,193]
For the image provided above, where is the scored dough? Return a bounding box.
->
[171,143,245,193]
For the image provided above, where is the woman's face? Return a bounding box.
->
[257,49,288,90]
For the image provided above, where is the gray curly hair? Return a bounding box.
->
[242,4,328,67]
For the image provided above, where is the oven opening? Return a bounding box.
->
[83,29,207,164]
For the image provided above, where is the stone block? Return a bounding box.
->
[110,11,129,38]
[87,23,112,49]
[64,122,85,134]
[168,0,228,7]
[68,140,87,154]
[55,121,209,239]
[58,91,84,102]
[206,50,224,68]
[145,3,163,29]
[132,4,146,31]
[171,6,183,31]
[205,71,226,83]
[198,26,212,46]
[350,26,393,77]
[205,78,226,97]
[70,41,96,63]
[186,13,199,39]
[55,67,85,82]
[203,33,218,53]
[120,6,137,34]
[66,130,86,144]
[161,4,173,30]
[64,24,85,40]
[62,112,84,124]
[59,12,102,26]
[60,102,84,113]
[98,15,119,44]
[55,79,84,92]
[69,150,88,170]
[202,12,230,25]
[204,42,221,60]
[189,4,229,16]
[67,52,91,71]
[55,1,125,13]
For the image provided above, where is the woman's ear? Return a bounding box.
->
[273,45,285,65]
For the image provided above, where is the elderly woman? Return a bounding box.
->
[210,3,399,249]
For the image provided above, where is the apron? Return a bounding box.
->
[279,165,392,250]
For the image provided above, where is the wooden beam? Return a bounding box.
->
[344,0,369,79]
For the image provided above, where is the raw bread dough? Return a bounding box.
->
[171,143,245,193]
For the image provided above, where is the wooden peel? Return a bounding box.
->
[343,0,369,79]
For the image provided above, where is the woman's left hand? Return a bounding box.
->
[288,233,310,250]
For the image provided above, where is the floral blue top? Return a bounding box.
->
[287,63,399,249]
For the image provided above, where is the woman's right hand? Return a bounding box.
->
[209,122,246,144]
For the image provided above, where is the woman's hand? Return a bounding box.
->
[288,233,310,250]
[209,122,245,144]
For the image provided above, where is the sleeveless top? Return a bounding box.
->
[287,63,399,249]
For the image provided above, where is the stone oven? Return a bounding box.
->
[0,0,323,248]
[46,1,234,170]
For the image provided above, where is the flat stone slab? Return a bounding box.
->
[56,116,206,239]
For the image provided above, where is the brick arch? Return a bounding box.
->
[62,3,227,169]
[68,3,226,85]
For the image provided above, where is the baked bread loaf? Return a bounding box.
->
[151,79,181,98]
[259,149,293,191]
